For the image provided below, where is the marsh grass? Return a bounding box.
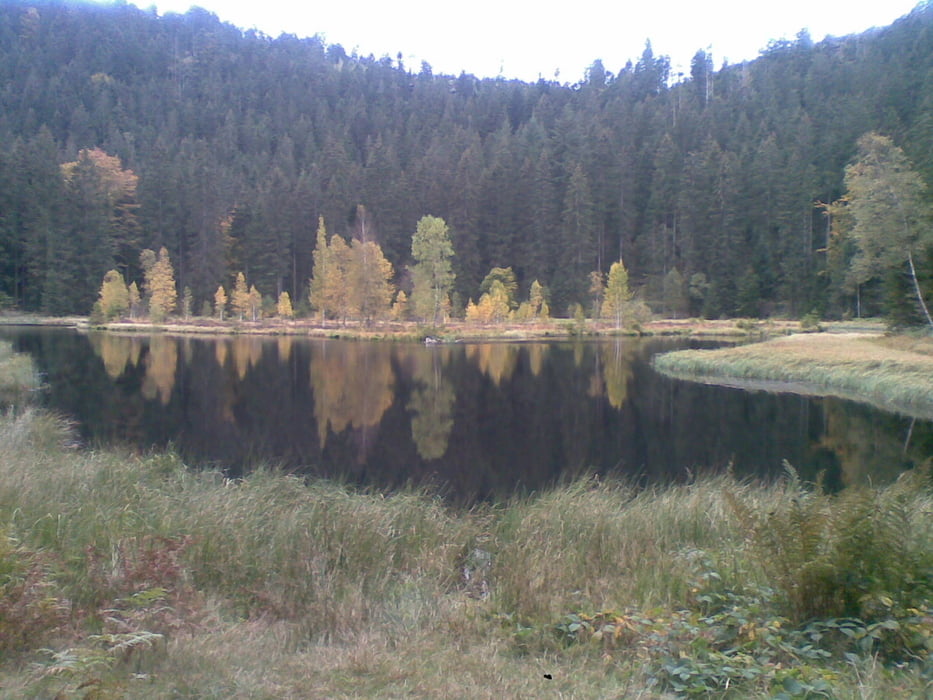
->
[654,332,933,418]
[0,341,40,406]
[1,401,932,696]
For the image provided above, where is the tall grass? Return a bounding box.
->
[0,410,479,643]
[490,476,749,620]
[654,332,933,418]
[0,340,40,406]
[1,385,932,696]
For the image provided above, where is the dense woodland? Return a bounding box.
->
[2,0,933,322]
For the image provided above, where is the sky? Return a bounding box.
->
[148,0,923,83]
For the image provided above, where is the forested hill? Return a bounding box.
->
[2,0,933,318]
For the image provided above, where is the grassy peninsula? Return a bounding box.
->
[2,341,932,698]
[654,332,933,419]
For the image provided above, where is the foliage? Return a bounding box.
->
[728,464,933,624]
[231,272,250,320]
[127,281,141,319]
[97,269,129,320]
[2,5,933,320]
[248,284,262,321]
[349,238,395,323]
[276,290,293,318]
[392,289,409,320]
[601,260,634,328]
[140,247,177,322]
[842,133,933,327]
[214,285,227,320]
[466,280,511,324]
[308,225,395,324]
[479,267,518,310]
[411,215,455,326]
[308,216,330,320]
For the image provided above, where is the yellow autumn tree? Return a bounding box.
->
[231,272,250,320]
[97,269,129,320]
[348,238,395,324]
[601,260,633,329]
[277,291,294,318]
[140,247,177,322]
[214,285,227,320]
[127,281,141,319]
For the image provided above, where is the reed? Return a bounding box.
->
[0,340,40,405]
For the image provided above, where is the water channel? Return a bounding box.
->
[4,327,931,503]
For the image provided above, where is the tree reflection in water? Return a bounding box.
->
[22,330,932,503]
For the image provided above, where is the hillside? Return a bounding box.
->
[1,0,932,319]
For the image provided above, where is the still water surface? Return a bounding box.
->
[5,328,932,503]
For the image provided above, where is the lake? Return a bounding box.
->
[4,327,931,503]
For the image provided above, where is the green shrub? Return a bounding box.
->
[728,465,933,623]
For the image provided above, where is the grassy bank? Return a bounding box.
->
[654,332,933,419]
[1,344,932,697]
[1,311,820,341]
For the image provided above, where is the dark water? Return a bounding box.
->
[4,328,932,503]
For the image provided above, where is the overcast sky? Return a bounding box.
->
[149,0,921,82]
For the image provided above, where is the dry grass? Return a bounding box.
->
[654,332,933,418]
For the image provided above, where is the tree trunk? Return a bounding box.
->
[906,250,933,328]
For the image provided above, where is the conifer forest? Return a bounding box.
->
[2,0,933,324]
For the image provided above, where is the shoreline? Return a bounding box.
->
[0,313,840,341]
[653,332,933,420]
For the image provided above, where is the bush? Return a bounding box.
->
[728,465,933,624]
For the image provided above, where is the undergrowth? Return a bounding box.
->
[0,392,932,696]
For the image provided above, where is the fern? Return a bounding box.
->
[730,464,933,623]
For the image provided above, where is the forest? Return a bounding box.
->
[1,0,933,323]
